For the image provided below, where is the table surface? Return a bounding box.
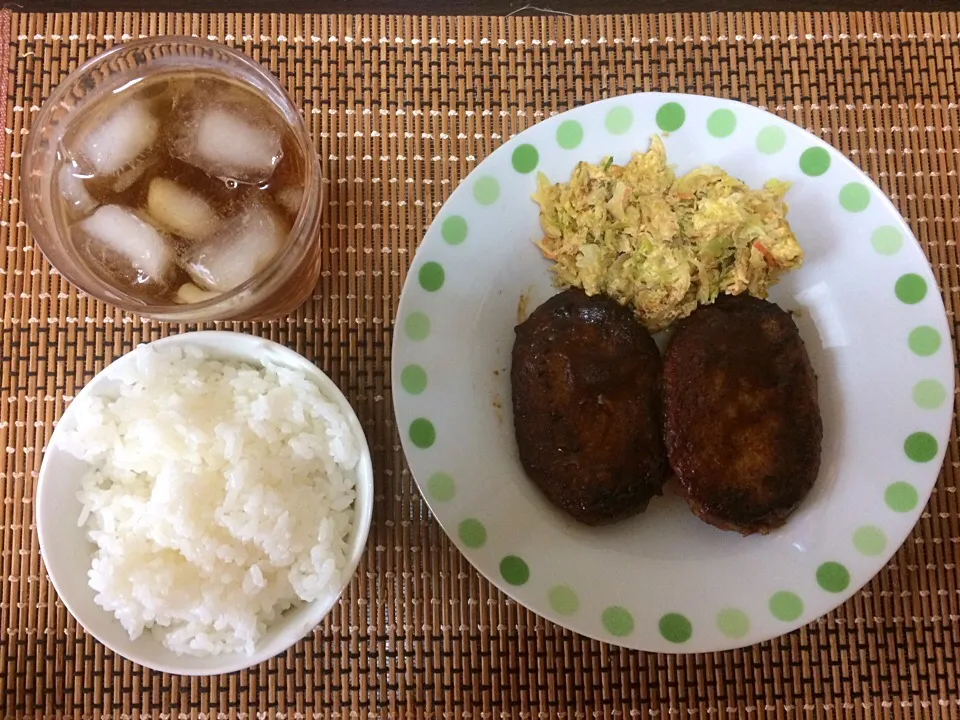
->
[1,9,958,718]
[14,0,960,15]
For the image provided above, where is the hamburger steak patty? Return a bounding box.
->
[511,289,669,525]
[662,294,823,535]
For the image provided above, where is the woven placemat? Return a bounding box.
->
[1,10,958,718]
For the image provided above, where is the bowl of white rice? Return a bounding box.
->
[36,331,373,675]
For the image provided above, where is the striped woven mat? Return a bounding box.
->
[1,10,958,718]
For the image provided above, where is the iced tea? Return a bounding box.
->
[24,38,323,321]
[56,72,310,307]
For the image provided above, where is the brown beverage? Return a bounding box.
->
[55,72,310,308]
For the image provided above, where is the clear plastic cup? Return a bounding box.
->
[21,37,324,322]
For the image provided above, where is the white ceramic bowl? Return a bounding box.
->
[36,331,374,675]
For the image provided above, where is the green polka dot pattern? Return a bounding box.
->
[756,126,786,154]
[409,418,436,449]
[400,364,427,394]
[716,608,750,639]
[548,585,579,615]
[404,312,430,341]
[427,472,455,501]
[895,274,927,304]
[799,147,831,176]
[602,606,634,636]
[769,592,803,621]
[458,518,487,548]
[500,555,530,585]
[908,326,941,356]
[707,109,736,138]
[418,262,444,292]
[604,106,633,135]
[511,144,539,174]
[441,215,468,245]
[556,120,584,149]
[885,482,919,512]
[659,613,693,643]
[913,379,947,409]
[839,182,870,212]
[656,102,685,132]
[853,526,886,556]
[871,225,902,255]
[904,432,938,463]
[473,176,500,205]
[816,562,850,593]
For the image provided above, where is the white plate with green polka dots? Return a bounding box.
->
[391,92,954,653]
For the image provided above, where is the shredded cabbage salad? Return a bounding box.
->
[533,136,803,331]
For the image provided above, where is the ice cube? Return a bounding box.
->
[146,178,219,241]
[172,105,282,184]
[75,101,159,176]
[57,162,98,217]
[111,157,154,194]
[183,204,285,292]
[174,282,221,305]
[76,205,173,283]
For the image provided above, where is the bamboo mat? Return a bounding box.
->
[1,10,959,719]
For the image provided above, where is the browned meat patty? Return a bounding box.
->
[662,294,822,535]
[511,288,668,525]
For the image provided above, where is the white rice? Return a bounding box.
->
[58,343,359,657]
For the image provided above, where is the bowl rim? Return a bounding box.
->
[35,330,374,676]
